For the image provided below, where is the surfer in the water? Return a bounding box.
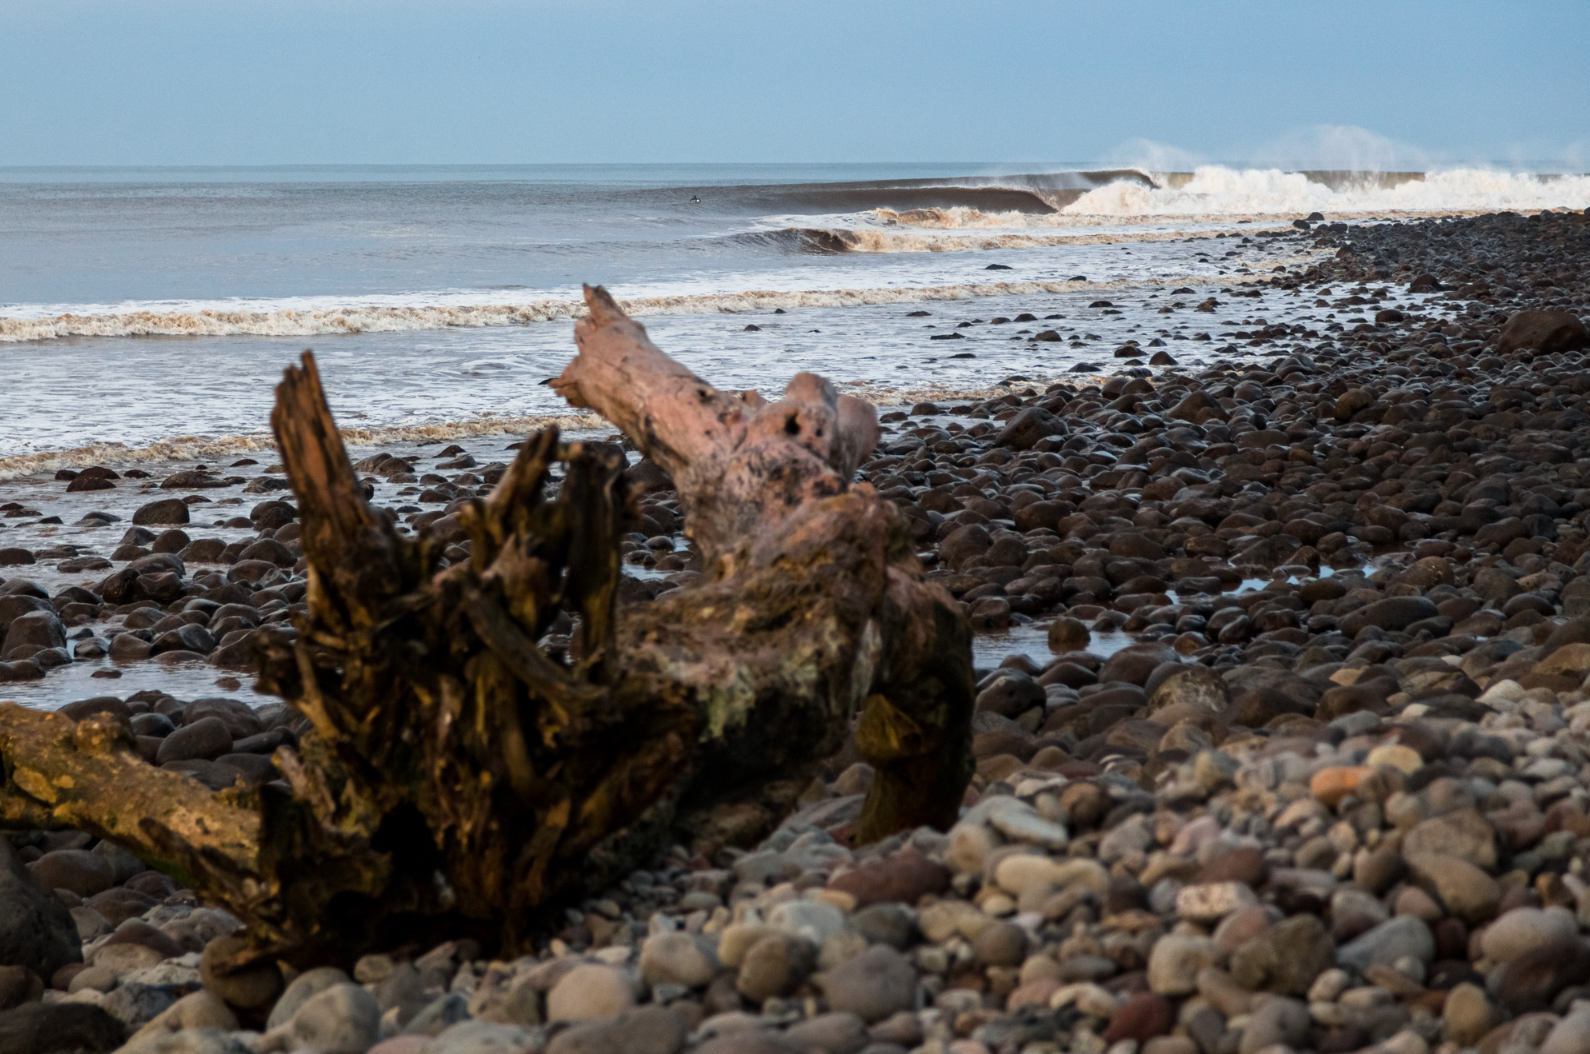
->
[690,195,700,204]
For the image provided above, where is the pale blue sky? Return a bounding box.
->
[2,0,1586,168]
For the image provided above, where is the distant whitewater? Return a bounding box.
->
[875,167,1590,229]
[1,164,1583,345]
[0,159,1583,460]
[1062,166,1590,219]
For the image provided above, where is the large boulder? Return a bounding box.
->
[1405,853,1499,923]
[156,717,234,765]
[0,1003,124,1054]
[820,946,915,1023]
[29,849,113,898]
[975,672,1044,717]
[0,596,52,638]
[1498,309,1589,355]
[0,840,82,978]
[1100,644,1178,687]
[938,525,992,570]
[95,569,142,605]
[1336,915,1434,973]
[131,500,190,527]
[1229,914,1334,995]
[1146,665,1230,713]
[151,625,218,657]
[249,501,297,532]
[1494,938,1590,1014]
[1338,596,1438,638]
[183,699,263,740]
[1402,809,1498,871]
[237,540,295,568]
[994,408,1067,451]
[1168,390,1225,423]
[1,612,65,661]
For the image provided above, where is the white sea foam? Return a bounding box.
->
[1064,166,1590,218]
[18,162,1562,343]
[862,167,1589,229]
[0,413,600,481]
[0,380,1087,481]
[0,273,1265,345]
[830,226,1258,251]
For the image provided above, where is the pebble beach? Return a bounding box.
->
[5,189,1590,1054]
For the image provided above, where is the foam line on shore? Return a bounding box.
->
[821,226,1256,252]
[0,413,601,481]
[0,265,1309,346]
[870,205,1554,231]
[875,207,1588,234]
[0,375,1128,480]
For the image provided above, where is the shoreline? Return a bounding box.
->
[0,247,1335,465]
[0,259,1305,344]
[5,208,1590,1053]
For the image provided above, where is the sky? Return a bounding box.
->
[2,0,1587,169]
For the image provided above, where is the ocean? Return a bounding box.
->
[2,162,1587,472]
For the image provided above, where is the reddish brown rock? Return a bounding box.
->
[828,849,950,909]
[1311,766,1371,807]
[1498,309,1589,355]
[1104,992,1174,1044]
[1198,846,1268,887]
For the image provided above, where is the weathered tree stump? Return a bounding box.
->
[0,286,973,964]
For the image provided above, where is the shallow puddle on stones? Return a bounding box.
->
[972,622,1137,671]
[0,656,271,711]
[0,429,627,712]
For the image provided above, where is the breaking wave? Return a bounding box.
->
[699,170,1154,215]
[693,166,1587,225]
[737,224,1271,254]
[853,168,1590,228]
[1062,166,1590,219]
[815,227,1259,253]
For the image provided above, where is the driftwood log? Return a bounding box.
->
[0,286,973,964]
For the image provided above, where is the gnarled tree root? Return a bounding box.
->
[0,287,972,964]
